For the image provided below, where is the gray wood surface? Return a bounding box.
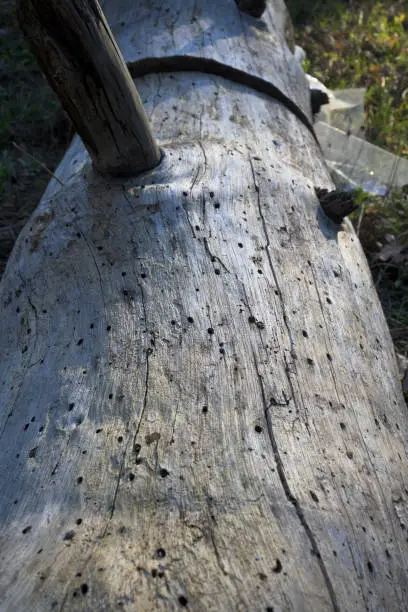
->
[0,1,407,610]
[17,0,160,176]
[101,0,312,127]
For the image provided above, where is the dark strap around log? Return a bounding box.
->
[128,56,317,141]
[101,0,315,136]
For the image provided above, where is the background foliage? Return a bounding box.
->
[290,0,408,357]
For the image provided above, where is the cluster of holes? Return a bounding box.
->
[248,316,265,330]
[16,183,389,606]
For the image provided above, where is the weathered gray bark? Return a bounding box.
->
[0,1,407,611]
[17,0,160,176]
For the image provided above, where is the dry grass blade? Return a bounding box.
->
[12,142,64,185]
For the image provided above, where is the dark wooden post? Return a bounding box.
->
[17,0,161,176]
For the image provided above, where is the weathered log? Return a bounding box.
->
[17,0,160,176]
[1,1,407,610]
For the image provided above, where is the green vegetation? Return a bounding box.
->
[354,187,408,354]
[289,0,408,357]
[292,0,408,156]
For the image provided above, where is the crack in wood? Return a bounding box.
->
[246,159,339,609]
[105,446,127,525]
[204,497,247,608]
[131,280,151,458]
[248,158,296,354]
[75,227,107,315]
[251,348,340,612]
[102,279,151,532]
[203,238,230,274]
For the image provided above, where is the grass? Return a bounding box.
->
[353,187,408,353]
[292,0,408,156]
[288,0,408,359]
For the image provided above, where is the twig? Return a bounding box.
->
[12,141,64,185]
[356,202,365,236]
[375,269,383,288]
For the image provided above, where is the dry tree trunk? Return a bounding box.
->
[0,1,407,610]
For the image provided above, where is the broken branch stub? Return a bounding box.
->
[17,0,161,177]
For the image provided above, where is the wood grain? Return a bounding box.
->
[100,0,309,120]
[0,70,407,610]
